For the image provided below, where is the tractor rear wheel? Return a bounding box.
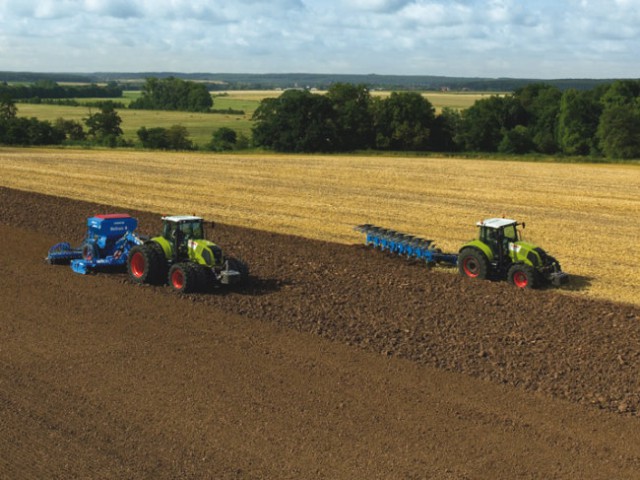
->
[127,244,165,285]
[508,264,538,289]
[458,248,489,280]
[168,263,200,293]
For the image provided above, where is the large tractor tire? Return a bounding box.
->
[458,248,489,280]
[127,244,166,285]
[508,263,538,289]
[168,263,201,293]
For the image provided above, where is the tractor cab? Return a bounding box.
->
[476,217,522,264]
[157,215,223,267]
[161,215,205,253]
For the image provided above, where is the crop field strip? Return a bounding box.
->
[1,147,638,306]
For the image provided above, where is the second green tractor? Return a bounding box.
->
[127,215,248,293]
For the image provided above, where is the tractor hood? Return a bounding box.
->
[509,241,542,266]
[188,239,224,267]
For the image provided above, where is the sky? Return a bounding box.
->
[0,0,639,79]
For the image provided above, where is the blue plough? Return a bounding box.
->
[354,224,458,266]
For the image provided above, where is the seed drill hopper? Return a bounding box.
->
[47,214,143,274]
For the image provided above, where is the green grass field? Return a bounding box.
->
[15,91,490,148]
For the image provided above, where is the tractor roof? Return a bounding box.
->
[477,218,517,229]
[162,215,203,223]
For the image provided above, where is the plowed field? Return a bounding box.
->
[2,187,640,479]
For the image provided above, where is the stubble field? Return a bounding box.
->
[0,147,638,306]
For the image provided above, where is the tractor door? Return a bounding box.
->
[480,226,509,266]
[480,227,500,258]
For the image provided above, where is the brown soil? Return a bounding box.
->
[2,186,640,479]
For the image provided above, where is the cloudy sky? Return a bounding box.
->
[0,0,638,78]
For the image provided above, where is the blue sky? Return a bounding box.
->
[0,0,638,78]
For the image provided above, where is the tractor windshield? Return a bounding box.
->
[502,224,518,242]
[179,220,203,240]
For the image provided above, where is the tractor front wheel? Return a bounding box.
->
[168,263,200,293]
[508,264,538,289]
[458,248,489,280]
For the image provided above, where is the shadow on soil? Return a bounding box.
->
[560,273,594,292]
[210,276,288,297]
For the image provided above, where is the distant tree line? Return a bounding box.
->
[251,81,640,159]
[2,71,617,92]
[2,79,639,159]
[20,98,127,109]
[129,77,213,112]
[0,80,123,99]
[0,95,246,152]
[0,97,128,147]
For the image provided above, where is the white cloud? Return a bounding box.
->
[0,0,637,77]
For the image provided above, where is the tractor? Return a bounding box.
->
[127,215,248,293]
[355,218,568,289]
[457,218,567,288]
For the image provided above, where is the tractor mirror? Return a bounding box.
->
[522,222,526,229]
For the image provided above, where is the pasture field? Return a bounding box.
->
[0,147,638,306]
[15,91,488,147]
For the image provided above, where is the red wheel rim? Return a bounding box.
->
[463,257,479,278]
[130,252,145,278]
[513,271,528,288]
[171,269,184,289]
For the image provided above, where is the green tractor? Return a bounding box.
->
[458,218,568,288]
[127,215,248,293]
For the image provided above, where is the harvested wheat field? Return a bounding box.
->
[0,147,638,305]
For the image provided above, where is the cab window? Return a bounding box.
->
[503,224,518,242]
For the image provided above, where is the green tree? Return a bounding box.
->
[0,94,17,120]
[0,117,64,146]
[208,127,238,151]
[137,125,193,150]
[498,125,535,154]
[514,83,562,154]
[252,89,339,152]
[326,83,374,150]
[557,89,602,155]
[430,107,462,152]
[600,80,640,109]
[84,102,123,145]
[165,125,193,150]
[130,77,213,112]
[371,92,435,151]
[456,95,523,152]
[54,118,86,141]
[138,127,169,149]
[597,105,640,159]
